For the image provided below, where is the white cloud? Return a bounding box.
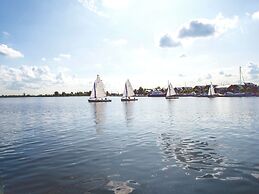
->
[0,65,58,90]
[224,73,232,77]
[248,63,259,80]
[78,0,129,17]
[213,13,239,36]
[252,11,259,20]
[53,53,71,62]
[41,57,46,61]
[219,70,232,77]
[0,65,87,92]
[2,31,10,37]
[53,57,61,62]
[219,71,224,75]
[0,44,24,58]
[59,53,71,59]
[159,34,181,48]
[206,73,212,79]
[178,20,216,38]
[178,13,238,39]
[78,0,108,17]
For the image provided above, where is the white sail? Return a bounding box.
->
[208,83,215,96]
[123,79,135,97]
[166,82,176,96]
[122,83,127,97]
[90,82,96,98]
[90,75,107,99]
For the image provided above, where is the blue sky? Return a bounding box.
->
[0,0,259,94]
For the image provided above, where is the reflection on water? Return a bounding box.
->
[166,100,176,126]
[91,103,106,133]
[123,102,134,126]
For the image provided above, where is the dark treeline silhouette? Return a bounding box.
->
[1,83,258,98]
[0,91,122,98]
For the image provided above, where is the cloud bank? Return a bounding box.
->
[252,11,259,20]
[159,13,238,48]
[0,65,82,92]
[0,65,62,90]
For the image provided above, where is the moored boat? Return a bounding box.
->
[121,79,138,101]
[148,90,166,97]
[88,75,111,102]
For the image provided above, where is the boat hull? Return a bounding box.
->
[88,99,112,102]
[148,94,166,97]
[166,96,179,99]
[121,98,138,102]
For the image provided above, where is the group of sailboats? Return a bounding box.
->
[88,75,217,102]
[88,75,137,102]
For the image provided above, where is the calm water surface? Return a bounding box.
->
[0,97,259,194]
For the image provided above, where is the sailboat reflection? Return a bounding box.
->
[167,99,176,126]
[91,102,106,133]
[123,102,134,126]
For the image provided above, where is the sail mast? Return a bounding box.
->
[94,82,96,98]
[168,81,171,96]
[239,66,242,85]
[125,83,128,97]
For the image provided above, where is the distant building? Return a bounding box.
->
[193,86,207,95]
[215,85,230,94]
[227,85,244,93]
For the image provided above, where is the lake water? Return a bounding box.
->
[0,97,259,194]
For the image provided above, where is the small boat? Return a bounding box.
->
[88,75,111,102]
[166,82,179,99]
[148,90,166,97]
[208,82,216,98]
[121,79,138,101]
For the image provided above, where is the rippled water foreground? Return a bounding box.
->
[0,97,259,194]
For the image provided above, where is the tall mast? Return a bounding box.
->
[94,82,96,98]
[125,83,128,97]
[239,66,242,85]
[168,81,170,95]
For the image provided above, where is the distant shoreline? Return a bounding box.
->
[0,95,258,98]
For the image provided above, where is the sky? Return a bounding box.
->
[0,0,259,95]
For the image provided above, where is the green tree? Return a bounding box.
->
[138,87,144,95]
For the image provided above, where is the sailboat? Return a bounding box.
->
[121,79,138,101]
[88,75,111,102]
[166,82,179,99]
[207,82,216,98]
